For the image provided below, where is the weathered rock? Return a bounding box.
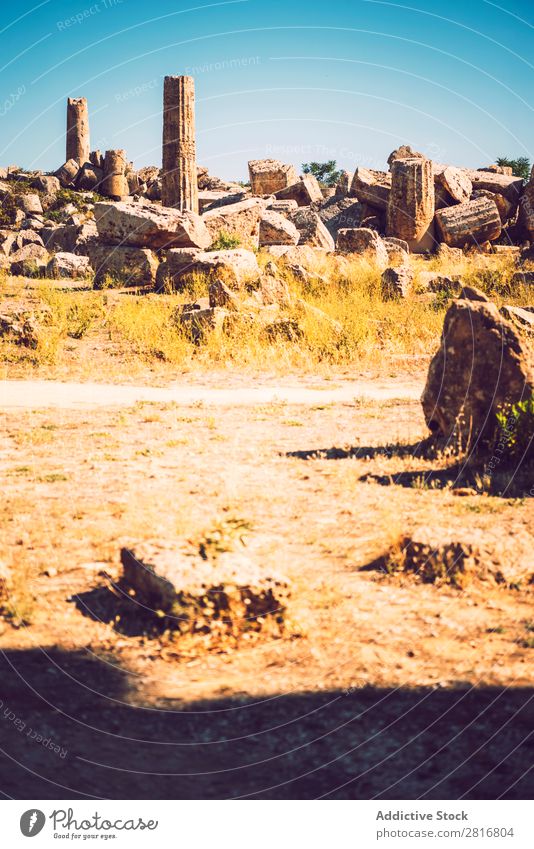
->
[335,170,352,197]
[9,243,49,276]
[471,189,513,224]
[55,159,80,188]
[94,201,211,250]
[465,169,523,206]
[88,244,159,287]
[145,178,162,201]
[511,270,534,287]
[289,208,335,250]
[16,193,43,215]
[437,166,472,203]
[46,252,91,279]
[267,199,298,213]
[381,265,414,299]
[274,175,323,206]
[32,175,60,194]
[258,209,300,246]
[264,244,329,267]
[257,273,292,306]
[0,230,22,256]
[435,197,501,247]
[76,162,103,191]
[387,157,435,251]
[248,159,298,195]
[73,220,99,255]
[66,97,90,165]
[500,304,534,333]
[90,150,104,169]
[180,306,229,342]
[435,242,463,262]
[157,248,260,291]
[383,238,409,265]
[421,296,534,451]
[198,190,248,213]
[102,150,129,199]
[417,271,461,294]
[208,279,240,310]
[336,227,389,267]
[349,168,391,210]
[120,542,290,639]
[0,310,41,347]
[202,197,266,245]
[518,179,534,239]
[162,76,198,213]
[387,144,425,168]
[317,196,363,239]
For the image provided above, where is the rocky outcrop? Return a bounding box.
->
[336,227,389,267]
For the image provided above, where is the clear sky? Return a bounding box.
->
[0,0,532,180]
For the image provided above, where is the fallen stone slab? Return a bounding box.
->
[336,227,389,267]
[349,167,391,210]
[180,306,229,342]
[202,197,267,244]
[248,158,298,195]
[156,248,260,291]
[55,159,80,188]
[120,542,291,641]
[259,209,300,246]
[436,166,472,203]
[500,304,534,333]
[274,175,323,206]
[94,201,212,249]
[46,252,91,280]
[10,243,49,276]
[289,208,335,250]
[88,244,159,287]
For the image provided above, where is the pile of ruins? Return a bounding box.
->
[1,75,533,295]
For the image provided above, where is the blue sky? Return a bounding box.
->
[0,0,532,180]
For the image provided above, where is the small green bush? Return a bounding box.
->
[211,230,241,250]
[495,397,534,463]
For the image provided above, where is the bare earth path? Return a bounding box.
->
[0,374,532,800]
[0,377,421,409]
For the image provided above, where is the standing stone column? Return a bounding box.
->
[66,97,90,165]
[162,76,199,213]
[102,149,129,199]
[386,157,435,251]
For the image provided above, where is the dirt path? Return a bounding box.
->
[0,378,422,409]
[0,385,532,799]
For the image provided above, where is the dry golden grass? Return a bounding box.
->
[1,251,532,376]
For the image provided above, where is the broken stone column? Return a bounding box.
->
[386,157,435,252]
[102,150,129,199]
[162,75,199,213]
[435,197,502,247]
[66,97,90,165]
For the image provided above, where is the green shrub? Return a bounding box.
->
[210,230,241,250]
[495,397,534,463]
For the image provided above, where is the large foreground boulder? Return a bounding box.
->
[421,292,534,452]
[93,201,211,249]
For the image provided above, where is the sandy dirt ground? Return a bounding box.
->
[0,375,532,799]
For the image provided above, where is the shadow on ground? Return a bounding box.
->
[287,442,534,497]
[0,648,532,800]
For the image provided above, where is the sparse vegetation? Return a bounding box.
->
[496,156,531,181]
[301,159,342,187]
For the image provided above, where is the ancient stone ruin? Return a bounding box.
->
[161,75,199,213]
[66,97,90,166]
